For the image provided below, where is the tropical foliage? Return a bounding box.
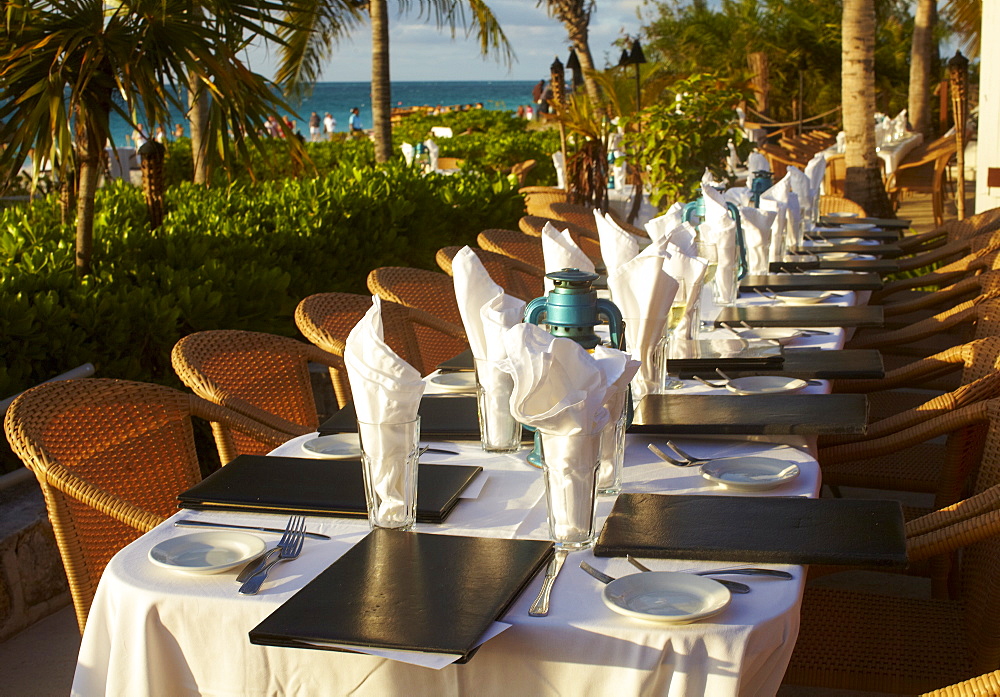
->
[640,0,915,125]
[0,163,522,398]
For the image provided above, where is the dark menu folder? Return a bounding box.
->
[318,395,481,440]
[821,215,909,229]
[249,529,553,662]
[770,258,900,274]
[437,349,475,372]
[593,493,907,568]
[675,349,885,380]
[714,304,884,329]
[666,339,784,372]
[177,455,482,524]
[630,393,868,435]
[740,272,884,292]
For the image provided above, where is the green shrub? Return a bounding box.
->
[0,163,522,397]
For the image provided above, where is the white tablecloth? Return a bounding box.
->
[73,303,857,697]
[821,132,923,176]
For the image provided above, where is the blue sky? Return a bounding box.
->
[244,0,646,82]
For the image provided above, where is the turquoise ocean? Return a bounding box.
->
[107,80,538,146]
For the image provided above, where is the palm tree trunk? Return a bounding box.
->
[74,118,102,276]
[188,71,210,184]
[907,0,936,137]
[370,0,392,163]
[550,1,600,104]
[841,0,892,217]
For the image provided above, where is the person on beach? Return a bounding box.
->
[309,112,321,142]
[173,123,184,139]
[323,112,336,140]
[154,125,167,143]
[349,107,363,135]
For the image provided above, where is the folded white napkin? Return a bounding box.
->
[700,184,739,297]
[803,154,826,213]
[552,151,566,190]
[541,222,595,292]
[608,253,680,401]
[738,206,776,275]
[501,325,639,541]
[423,139,439,170]
[762,175,803,251]
[836,131,846,153]
[645,202,685,242]
[785,165,812,224]
[747,151,771,173]
[595,210,640,276]
[724,187,752,208]
[701,168,726,189]
[453,246,505,360]
[664,244,708,341]
[400,143,414,166]
[345,297,426,524]
[759,198,787,262]
[642,220,697,258]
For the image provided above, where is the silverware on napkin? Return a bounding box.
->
[174,519,330,540]
[529,548,568,616]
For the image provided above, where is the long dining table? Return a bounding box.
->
[72,288,870,697]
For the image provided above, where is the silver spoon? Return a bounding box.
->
[580,561,750,594]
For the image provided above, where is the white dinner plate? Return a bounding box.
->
[148,531,266,575]
[816,252,862,261]
[827,211,858,218]
[724,375,808,395]
[735,328,803,345]
[700,456,801,491]
[302,434,362,459]
[602,572,731,624]
[840,223,877,230]
[805,268,853,275]
[774,290,835,305]
[428,372,478,393]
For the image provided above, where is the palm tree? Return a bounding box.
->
[907,0,936,137]
[840,0,891,216]
[0,0,300,275]
[278,0,511,164]
[539,0,600,104]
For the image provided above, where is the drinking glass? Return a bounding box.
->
[539,430,602,549]
[597,394,628,496]
[696,241,719,334]
[655,279,687,391]
[474,359,521,453]
[357,417,420,530]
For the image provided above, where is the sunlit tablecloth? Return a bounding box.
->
[72,294,861,697]
[821,132,923,177]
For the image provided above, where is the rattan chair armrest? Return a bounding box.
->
[908,508,1000,562]
[301,344,346,371]
[407,306,467,341]
[819,400,989,466]
[882,275,980,317]
[849,300,979,350]
[906,483,1000,538]
[189,395,300,445]
[35,461,165,533]
[834,343,968,393]
[917,669,1000,695]
[895,239,972,273]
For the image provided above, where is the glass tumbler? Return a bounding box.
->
[474,359,521,453]
[539,430,602,550]
[356,417,421,530]
[597,396,628,496]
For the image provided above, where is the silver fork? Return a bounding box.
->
[647,443,700,467]
[239,515,306,595]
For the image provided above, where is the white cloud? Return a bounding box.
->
[245,0,643,82]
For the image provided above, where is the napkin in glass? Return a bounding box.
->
[541,221,595,292]
[645,202,685,242]
[804,154,826,210]
[747,151,771,173]
[700,184,739,300]
[762,176,803,252]
[759,198,788,262]
[663,245,708,341]
[785,165,813,224]
[453,246,505,360]
[595,210,640,276]
[607,253,679,401]
[501,325,639,541]
[345,296,426,523]
[738,206,777,275]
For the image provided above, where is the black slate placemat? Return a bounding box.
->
[675,349,884,380]
[715,305,884,328]
[594,493,906,568]
[770,258,900,274]
[740,273,883,292]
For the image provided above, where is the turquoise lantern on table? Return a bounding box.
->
[749,170,773,208]
[684,196,749,280]
[521,268,626,467]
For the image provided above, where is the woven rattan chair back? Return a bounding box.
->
[295,292,467,394]
[477,229,545,270]
[818,194,867,217]
[520,186,576,216]
[542,201,650,239]
[172,330,345,455]
[435,246,543,300]
[3,378,287,632]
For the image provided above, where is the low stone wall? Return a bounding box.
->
[0,475,70,642]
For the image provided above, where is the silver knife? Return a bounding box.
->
[529,548,568,616]
[174,520,330,540]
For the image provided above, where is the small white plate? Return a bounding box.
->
[428,372,478,392]
[817,252,861,261]
[736,328,803,345]
[724,375,808,395]
[302,434,362,459]
[774,290,834,305]
[701,456,801,491]
[805,268,852,275]
[148,531,266,574]
[603,572,731,624]
[828,211,858,218]
[840,223,876,230]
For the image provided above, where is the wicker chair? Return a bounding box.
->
[886,135,960,226]
[542,200,649,239]
[509,159,537,186]
[919,670,1000,695]
[818,193,867,217]
[172,330,346,456]
[3,378,288,633]
[477,229,545,270]
[366,267,470,369]
[783,401,1000,693]
[295,293,467,400]
[435,245,544,301]
[894,206,1000,256]
[518,215,603,265]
